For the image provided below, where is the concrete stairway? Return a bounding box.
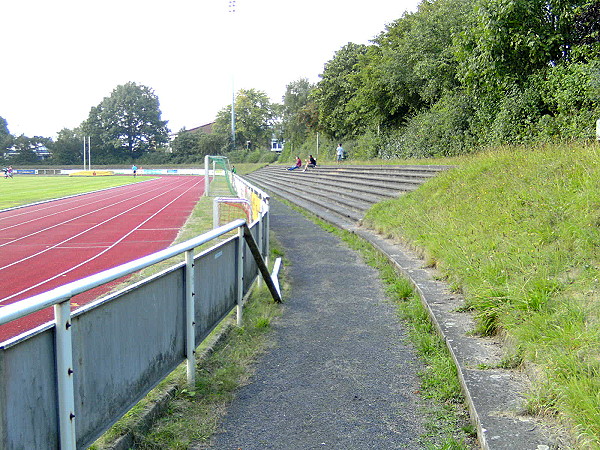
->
[244,164,451,229]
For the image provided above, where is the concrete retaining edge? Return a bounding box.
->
[352,226,561,449]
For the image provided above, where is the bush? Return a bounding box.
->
[381,91,476,158]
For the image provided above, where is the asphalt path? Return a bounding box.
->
[0,175,204,341]
[202,200,427,449]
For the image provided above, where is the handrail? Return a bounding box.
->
[0,170,279,450]
[0,219,246,327]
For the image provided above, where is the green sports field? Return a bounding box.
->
[0,176,150,210]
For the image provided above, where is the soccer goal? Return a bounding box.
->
[204,155,236,197]
[213,197,252,228]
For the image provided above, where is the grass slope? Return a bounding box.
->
[363,142,600,447]
[0,176,149,209]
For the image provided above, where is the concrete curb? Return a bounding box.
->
[352,227,560,449]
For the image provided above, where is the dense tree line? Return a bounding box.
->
[288,0,600,159]
[2,0,599,165]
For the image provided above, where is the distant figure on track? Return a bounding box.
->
[336,144,345,163]
[2,167,8,179]
[302,155,317,172]
[132,165,138,177]
[287,156,302,171]
[7,166,13,178]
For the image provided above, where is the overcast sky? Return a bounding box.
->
[1,0,421,138]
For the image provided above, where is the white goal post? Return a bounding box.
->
[204,155,236,196]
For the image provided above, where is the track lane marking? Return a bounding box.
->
[0,177,197,232]
[0,177,167,223]
[0,179,202,304]
[0,177,199,248]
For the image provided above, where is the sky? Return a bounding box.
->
[1,0,422,139]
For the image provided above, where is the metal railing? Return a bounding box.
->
[0,214,281,449]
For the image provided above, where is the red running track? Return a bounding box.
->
[0,176,205,342]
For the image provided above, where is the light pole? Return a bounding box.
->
[82,136,91,171]
[229,0,236,151]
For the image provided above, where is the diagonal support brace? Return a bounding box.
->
[242,224,282,303]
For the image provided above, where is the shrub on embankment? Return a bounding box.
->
[363,142,600,447]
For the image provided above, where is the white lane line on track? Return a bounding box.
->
[0,178,165,224]
[0,179,202,304]
[0,178,201,270]
[0,178,197,247]
[0,177,191,233]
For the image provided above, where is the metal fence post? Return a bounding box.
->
[237,226,244,326]
[54,299,76,450]
[264,206,270,267]
[185,250,196,386]
[257,212,264,288]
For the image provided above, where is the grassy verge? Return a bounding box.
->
[279,201,476,449]
[363,142,600,447]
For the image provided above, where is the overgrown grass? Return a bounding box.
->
[0,175,148,209]
[363,142,600,447]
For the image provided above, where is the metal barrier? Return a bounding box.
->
[0,212,281,449]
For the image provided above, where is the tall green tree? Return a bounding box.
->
[456,0,585,92]
[170,129,227,160]
[214,88,277,150]
[571,1,600,59]
[83,82,169,161]
[0,116,13,154]
[313,42,368,139]
[281,78,315,146]
[10,135,50,163]
[349,0,474,132]
[49,128,83,164]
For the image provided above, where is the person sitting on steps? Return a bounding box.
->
[302,155,317,172]
[287,156,302,171]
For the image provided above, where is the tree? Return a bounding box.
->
[282,78,315,146]
[9,135,50,163]
[455,0,585,92]
[0,116,13,154]
[571,1,600,60]
[49,128,83,164]
[83,82,169,160]
[170,129,227,161]
[214,89,277,151]
[312,42,369,139]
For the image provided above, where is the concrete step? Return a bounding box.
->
[252,168,412,198]
[246,176,359,228]
[247,171,390,207]
[245,164,451,226]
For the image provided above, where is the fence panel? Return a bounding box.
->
[194,239,238,346]
[0,179,272,449]
[0,328,58,449]
[73,268,185,448]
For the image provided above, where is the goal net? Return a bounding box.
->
[204,155,236,197]
[213,197,252,228]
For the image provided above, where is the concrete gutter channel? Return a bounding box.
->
[245,165,561,449]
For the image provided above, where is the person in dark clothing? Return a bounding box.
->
[302,155,317,172]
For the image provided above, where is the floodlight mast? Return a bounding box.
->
[229,0,236,151]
